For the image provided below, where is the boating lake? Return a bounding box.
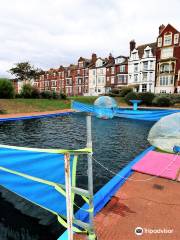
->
[0,113,154,239]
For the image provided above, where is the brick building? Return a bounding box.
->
[11,23,180,96]
[155,24,180,93]
[106,54,128,92]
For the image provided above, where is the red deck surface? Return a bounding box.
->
[74,172,180,240]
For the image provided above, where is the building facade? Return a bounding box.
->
[106,54,128,91]
[89,57,107,96]
[128,40,156,93]
[155,24,180,93]
[11,23,180,96]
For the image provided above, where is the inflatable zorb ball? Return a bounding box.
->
[94,96,118,119]
[148,112,180,153]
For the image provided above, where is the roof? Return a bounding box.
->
[136,42,156,58]
[158,23,180,37]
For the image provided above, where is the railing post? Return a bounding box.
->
[64,152,73,240]
[86,114,96,240]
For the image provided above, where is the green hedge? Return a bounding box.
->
[137,92,155,106]
[152,96,173,107]
[119,87,133,97]
[124,91,139,105]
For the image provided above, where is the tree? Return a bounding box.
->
[0,78,15,98]
[9,62,42,82]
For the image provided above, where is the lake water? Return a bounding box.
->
[0,113,154,239]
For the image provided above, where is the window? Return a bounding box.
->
[98,77,101,84]
[143,61,148,70]
[78,78,82,84]
[52,80,57,87]
[79,62,83,68]
[160,90,167,93]
[150,61,154,70]
[149,72,153,81]
[98,89,101,93]
[111,67,115,74]
[53,73,56,77]
[93,70,96,75]
[111,77,114,84]
[132,53,137,60]
[158,37,162,47]
[145,50,150,58]
[120,65,125,72]
[174,33,179,44]
[164,33,172,46]
[118,75,127,84]
[149,83,152,92]
[77,70,80,75]
[142,84,147,92]
[100,69,103,74]
[107,77,110,82]
[160,76,173,86]
[142,73,148,81]
[134,64,138,72]
[134,74,138,82]
[160,64,171,73]
[161,47,173,59]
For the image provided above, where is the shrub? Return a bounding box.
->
[21,84,33,98]
[111,88,121,95]
[120,87,133,97]
[41,91,53,99]
[60,92,67,100]
[15,93,22,98]
[31,86,40,98]
[124,91,138,105]
[152,96,172,107]
[137,92,155,106]
[52,91,58,99]
[0,79,15,98]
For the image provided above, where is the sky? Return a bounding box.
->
[0,0,180,77]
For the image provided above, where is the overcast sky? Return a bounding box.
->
[0,0,180,77]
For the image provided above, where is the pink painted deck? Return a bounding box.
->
[132,151,180,181]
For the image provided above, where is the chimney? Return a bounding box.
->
[159,24,165,34]
[91,53,97,63]
[109,53,113,60]
[130,40,136,53]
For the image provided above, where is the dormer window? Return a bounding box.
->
[164,33,172,46]
[174,33,179,44]
[115,57,124,64]
[96,59,103,68]
[79,62,83,68]
[145,50,150,58]
[158,37,162,47]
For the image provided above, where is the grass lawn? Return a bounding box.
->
[0,96,129,114]
[0,96,179,114]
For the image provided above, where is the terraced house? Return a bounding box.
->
[88,56,108,96]
[128,40,156,93]
[106,54,128,92]
[155,24,180,93]
[32,23,180,96]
